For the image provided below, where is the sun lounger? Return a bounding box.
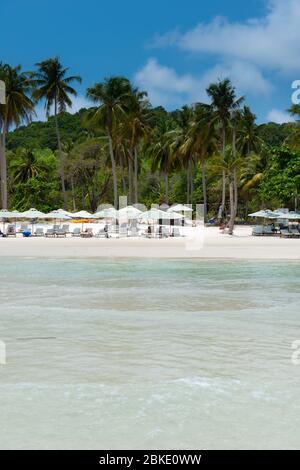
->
[263,226,275,236]
[96,228,109,238]
[290,228,300,238]
[62,224,70,233]
[6,225,16,237]
[56,228,67,238]
[45,228,55,238]
[20,223,29,232]
[72,227,81,237]
[34,227,44,237]
[252,226,264,236]
[172,227,182,237]
[81,228,93,238]
[280,229,293,238]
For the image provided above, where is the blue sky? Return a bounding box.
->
[1,0,298,123]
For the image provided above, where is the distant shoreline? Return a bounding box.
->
[0,226,299,260]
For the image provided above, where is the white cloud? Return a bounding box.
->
[266,108,293,124]
[157,0,300,74]
[134,58,272,109]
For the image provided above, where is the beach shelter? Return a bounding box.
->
[139,209,183,222]
[118,206,143,219]
[248,210,280,219]
[46,210,72,228]
[168,204,193,213]
[0,209,23,231]
[94,208,118,219]
[275,211,300,221]
[46,210,72,220]
[21,208,47,219]
[71,210,94,218]
[19,208,47,233]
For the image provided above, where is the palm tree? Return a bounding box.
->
[32,57,81,209]
[10,148,46,183]
[211,146,243,235]
[149,117,177,202]
[0,63,35,208]
[181,104,217,219]
[86,76,133,208]
[206,79,244,219]
[172,106,195,204]
[237,106,263,156]
[125,89,151,203]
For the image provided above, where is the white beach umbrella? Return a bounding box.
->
[46,210,72,220]
[71,210,93,218]
[19,208,47,233]
[93,208,118,219]
[118,206,143,219]
[21,208,47,219]
[139,209,183,222]
[275,211,300,220]
[168,204,193,212]
[56,208,73,217]
[248,210,280,219]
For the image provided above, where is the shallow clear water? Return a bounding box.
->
[0,258,300,449]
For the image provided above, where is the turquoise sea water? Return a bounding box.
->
[0,258,300,449]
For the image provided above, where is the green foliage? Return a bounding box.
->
[258,147,300,207]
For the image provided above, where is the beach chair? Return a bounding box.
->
[280,228,293,238]
[129,226,139,237]
[20,223,29,232]
[72,227,81,237]
[290,228,300,238]
[263,226,275,236]
[6,225,16,237]
[118,224,128,238]
[162,226,170,238]
[34,227,44,237]
[252,226,264,236]
[53,225,60,234]
[96,227,109,238]
[56,228,67,238]
[61,224,70,233]
[45,228,55,238]
[172,227,181,238]
[81,228,93,238]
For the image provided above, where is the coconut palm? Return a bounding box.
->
[211,146,243,235]
[32,57,81,209]
[0,63,35,208]
[86,76,133,208]
[206,79,244,219]
[181,104,217,219]
[150,120,176,202]
[237,106,263,156]
[125,89,151,203]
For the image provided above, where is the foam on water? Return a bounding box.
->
[0,258,300,449]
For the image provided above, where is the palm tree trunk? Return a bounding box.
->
[128,155,133,205]
[108,132,118,208]
[54,98,67,210]
[228,178,235,235]
[186,165,190,204]
[0,124,8,209]
[134,146,138,204]
[201,158,207,222]
[71,177,76,212]
[221,124,226,217]
[164,172,169,202]
[190,161,194,202]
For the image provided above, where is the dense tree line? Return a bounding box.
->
[1,58,299,231]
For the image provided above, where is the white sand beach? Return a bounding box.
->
[0,225,299,259]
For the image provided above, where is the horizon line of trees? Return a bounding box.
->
[1,57,300,234]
